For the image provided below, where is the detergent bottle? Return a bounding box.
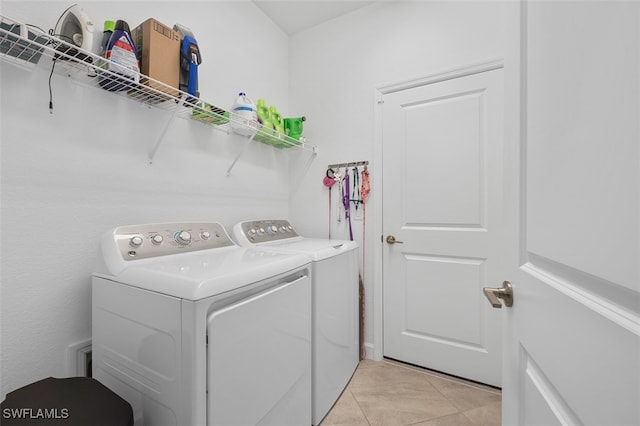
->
[231,92,258,136]
[255,99,274,144]
[96,20,114,85]
[99,20,115,57]
[256,99,270,126]
[284,116,306,141]
[270,106,285,136]
[100,20,139,92]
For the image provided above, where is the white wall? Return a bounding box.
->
[0,0,291,399]
[288,1,510,356]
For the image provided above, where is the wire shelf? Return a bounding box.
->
[0,14,317,162]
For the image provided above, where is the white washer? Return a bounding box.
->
[92,222,312,426]
[233,219,359,425]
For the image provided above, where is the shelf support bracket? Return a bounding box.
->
[148,112,178,164]
[226,132,257,176]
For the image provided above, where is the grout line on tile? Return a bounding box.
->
[348,363,372,425]
[460,401,503,426]
[348,388,373,426]
[405,412,460,426]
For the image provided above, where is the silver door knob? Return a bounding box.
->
[386,235,404,244]
[483,281,513,308]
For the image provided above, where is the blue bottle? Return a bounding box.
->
[99,20,139,92]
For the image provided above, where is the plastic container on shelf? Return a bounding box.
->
[99,20,139,92]
[96,20,114,86]
[99,20,115,57]
[230,92,258,136]
[255,99,273,142]
[254,99,279,146]
[192,101,229,125]
[256,98,270,127]
[270,105,284,135]
[284,116,305,141]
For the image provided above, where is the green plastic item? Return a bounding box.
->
[256,99,269,123]
[284,116,305,141]
[103,20,115,32]
[253,99,305,148]
[191,102,229,125]
[270,105,284,135]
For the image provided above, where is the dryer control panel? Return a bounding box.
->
[235,220,300,245]
[111,222,235,261]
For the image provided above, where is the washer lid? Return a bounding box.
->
[94,246,311,300]
[248,238,359,262]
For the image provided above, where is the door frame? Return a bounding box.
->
[371,59,505,361]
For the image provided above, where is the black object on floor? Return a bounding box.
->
[1,377,133,425]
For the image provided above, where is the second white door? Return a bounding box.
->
[381,66,504,387]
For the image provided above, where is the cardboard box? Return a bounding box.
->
[130,18,180,100]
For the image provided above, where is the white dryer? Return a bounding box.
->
[92,222,312,426]
[233,219,359,425]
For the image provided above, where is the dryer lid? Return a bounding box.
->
[94,246,311,300]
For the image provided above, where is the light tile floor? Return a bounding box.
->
[321,359,501,426]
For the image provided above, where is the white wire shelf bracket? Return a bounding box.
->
[0,14,318,168]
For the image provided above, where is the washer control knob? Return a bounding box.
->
[129,236,143,248]
[266,225,278,235]
[257,227,265,235]
[200,231,211,240]
[151,235,163,245]
[175,231,192,245]
[287,225,293,232]
[248,228,257,236]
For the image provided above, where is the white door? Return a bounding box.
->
[381,64,504,387]
[500,1,640,424]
